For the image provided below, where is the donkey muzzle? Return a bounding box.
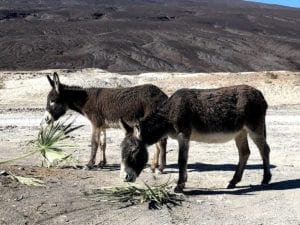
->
[43,111,54,124]
[120,162,137,182]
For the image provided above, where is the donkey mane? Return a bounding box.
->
[57,84,88,114]
[138,109,171,145]
[62,84,85,91]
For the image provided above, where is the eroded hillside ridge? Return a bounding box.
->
[0,0,299,72]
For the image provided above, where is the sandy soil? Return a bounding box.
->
[0,70,300,225]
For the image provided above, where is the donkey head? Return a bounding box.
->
[44,72,68,124]
[119,119,148,182]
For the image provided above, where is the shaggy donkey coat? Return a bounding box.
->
[120,85,271,192]
[45,72,168,170]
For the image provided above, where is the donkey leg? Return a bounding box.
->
[248,123,272,185]
[151,145,160,173]
[151,137,167,173]
[86,126,100,169]
[158,137,167,173]
[98,128,107,168]
[228,129,250,189]
[175,133,190,193]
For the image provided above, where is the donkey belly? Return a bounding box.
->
[190,130,241,143]
[104,119,137,129]
[103,119,120,128]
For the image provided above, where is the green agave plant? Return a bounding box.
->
[35,118,83,167]
[0,117,83,167]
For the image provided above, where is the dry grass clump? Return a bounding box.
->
[9,172,45,187]
[0,171,45,187]
[84,180,184,209]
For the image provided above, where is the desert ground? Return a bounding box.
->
[0,69,300,225]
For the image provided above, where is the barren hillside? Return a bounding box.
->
[0,0,299,72]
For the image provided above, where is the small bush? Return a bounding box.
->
[265,72,278,79]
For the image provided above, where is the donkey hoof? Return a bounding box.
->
[174,183,185,193]
[97,161,107,168]
[261,174,272,185]
[227,182,236,189]
[158,166,165,174]
[157,170,163,175]
[150,166,156,173]
[155,169,163,175]
[83,165,93,170]
[174,186,183,193]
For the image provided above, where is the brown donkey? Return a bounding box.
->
[44,72,168,171]
[120,85,272,192]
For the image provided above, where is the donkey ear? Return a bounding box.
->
[119,118,133,134]
[53,72,60,94]
[47,75,54,88]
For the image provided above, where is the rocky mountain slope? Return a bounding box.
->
[0,0,299,72]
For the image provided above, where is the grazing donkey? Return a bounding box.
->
[44,72,168,171]
[120,85,272,192]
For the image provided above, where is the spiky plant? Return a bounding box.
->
[84,180,184,209]
[0,117,83,167]
[35,118,83,167]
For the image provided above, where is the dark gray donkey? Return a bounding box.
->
[44,72,168,171]
[120,85,271,192]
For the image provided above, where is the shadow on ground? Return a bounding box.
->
[184,179,300,196]
[165,162,276,172]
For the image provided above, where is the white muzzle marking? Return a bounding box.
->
[120,162,137,182]
[43,111,54,124]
